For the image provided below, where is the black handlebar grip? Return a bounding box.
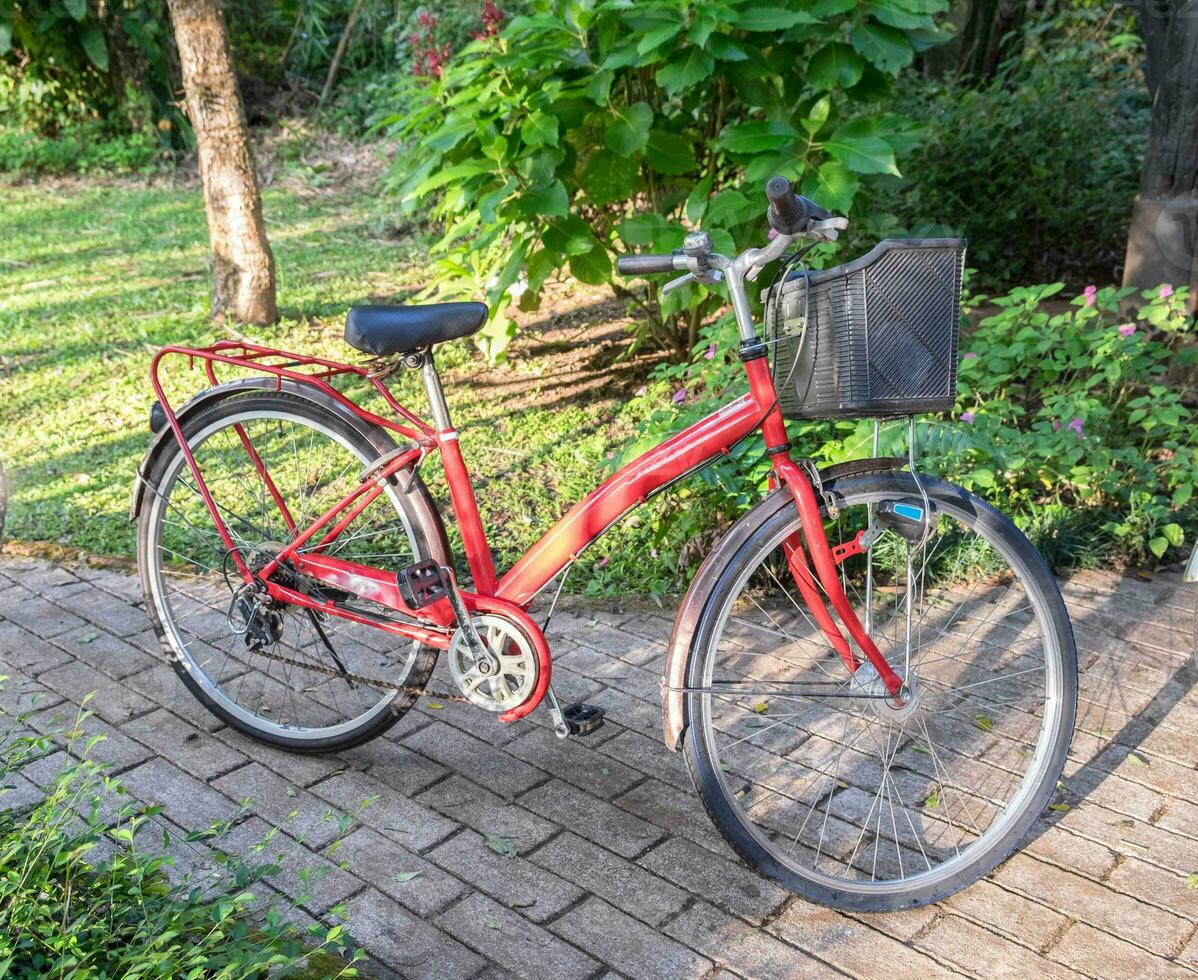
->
[616,253,680,276]
[766,176,805,233]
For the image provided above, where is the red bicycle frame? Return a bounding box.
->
[149,336,903,722]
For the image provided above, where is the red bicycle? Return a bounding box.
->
[134,177,1076,911]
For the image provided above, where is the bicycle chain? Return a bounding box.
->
[249,643,473,705]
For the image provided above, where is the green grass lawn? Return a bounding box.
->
[0,178,686,595]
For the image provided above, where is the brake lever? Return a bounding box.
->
[663,269,724,294]
[663,272,695,295]
[807,216,849,243]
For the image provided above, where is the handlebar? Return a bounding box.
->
[766,175,829,236]
[616,253,684,276]
[617,176,836,279]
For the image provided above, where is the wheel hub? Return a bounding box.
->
[851,660,923,722]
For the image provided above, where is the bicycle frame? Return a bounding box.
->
[148,241,905,722]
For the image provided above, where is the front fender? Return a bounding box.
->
[660,456,904,750]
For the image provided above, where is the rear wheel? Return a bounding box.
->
[683,473,1076,910]
[137,391,446,753]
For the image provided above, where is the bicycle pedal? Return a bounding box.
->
[396,559,448,609]
[561,702,605,737]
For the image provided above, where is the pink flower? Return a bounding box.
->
[704,344,717,360]
[672,387,687,404]
[597,556,610,567]
[1118,323,1136,337]
[962,352,978,360]
[634,385,647,397]
[960,411,975,424]
[1083,285,1097,307]
[650,548,658,558]
[1160,284,1174,299]
[1067,418,1085,439]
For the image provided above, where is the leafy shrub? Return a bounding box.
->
[389,0,949,361]
[860,8,1150,290]
[0,118,165,176]
[611,281,1195,583]
[0,691,362,978]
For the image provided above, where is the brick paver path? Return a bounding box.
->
[2,555,1197,979]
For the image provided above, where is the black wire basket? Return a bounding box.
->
[766,238,967,419]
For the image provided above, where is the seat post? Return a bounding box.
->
[419,348,499,594]
[420,350,453,431]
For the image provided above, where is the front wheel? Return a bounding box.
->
[683,472,1076,911]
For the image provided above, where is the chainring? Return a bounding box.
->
[448,614,538,712]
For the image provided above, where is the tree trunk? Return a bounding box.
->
[167,0,277,325]
[319,0,365,106]
[1124,0,1198,312]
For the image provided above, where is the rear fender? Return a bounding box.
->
[660,457,904,750]
[129,377,451,563]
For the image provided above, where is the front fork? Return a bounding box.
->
[744,357,905,698]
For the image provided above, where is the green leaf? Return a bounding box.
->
[729,7,816,30]
[686,174,713,222]
[973,713,993,732]
[806,43,864,90]
[704,189,758,228]
[1125,752,1148,768]
[0,21,10,57]
[1162,523,1184,547]
[719,120,800,154]
[519,180,569,218]
[1047,802,1071,812]
[78,23,109,72]
[637,20,682,54]
[923,790,941,808]
[688,10,718,46]
[64,0,87,20]
[620,213,669,246]
[801,159,858,213]
[427,115,476,152]
[579,149,639,206]
[391,870,422,882]
[656,47,715,96]
[825,120,899,175]
[802,95,831,135]
[484,834,518,858]
[1148,536,1168,558]
[605,101,653,157]
[584,69,613,104]
[569,246,612,286]
[850,22,914,74]
[644,130,695,175]
[1173,483,1193,507]
[1187,873,1198,890]
[751,701,769,714]
[520,111,559,148]
[707,34,749,61]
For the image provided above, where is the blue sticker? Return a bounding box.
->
[893,503,924,522]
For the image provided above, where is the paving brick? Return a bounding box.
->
[638,836,788,926]
[506,727,642,799]
[520,779,663,859]
[1,593,87,638]
[311,768,456,853]
[530,831,686,926]
[213,726,344,788]
[597,727,692,792]
[429,829,581,923]
[942,879,1069,949]
[417,774,557,854]
[121,757,243,831]
[122,663,226,732]
[343,735,449,798]
[1051,921,1192,979]
[37,660,154,725]
[403,721,546,798]
[0,667,63,716]
[0,620,73,675]
[214,762,345,848]
[63,586,151,636]
[551,897,711,980]
[993,853,1191,957]
[439,892,600,979]
[665,901,838,978]
[53,624,155,680]
[337,826,468,917]
[917,914,1080,979]
[770,904,959,979]
[27,701,154,773]
[344,888,484,980]
[122,707,248,781]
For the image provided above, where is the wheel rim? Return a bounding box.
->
[145,408,426,741]
[695,486,1067,897]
